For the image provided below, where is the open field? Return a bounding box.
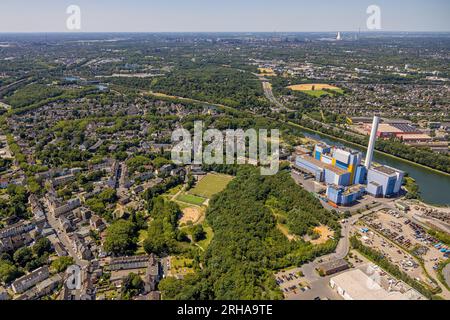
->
[287,84,343,97]
[277,223,299,241]
[310,225,334,245]
[258,67,276,76]
[179,206,204,225]
[287,84,340,91]
[303,90,332,97]
[176,193,206,206]
[188,173,233,199]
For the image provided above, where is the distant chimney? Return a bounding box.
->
[365,116,380,170]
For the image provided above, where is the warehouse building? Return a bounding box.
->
[366,165,404,197]
[329,269,408,300]
[317,259,349,276]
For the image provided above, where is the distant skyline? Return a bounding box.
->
[0,0,449,33]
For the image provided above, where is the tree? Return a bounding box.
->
[13,247,33,267]
[51,256,74,273]
[0,260,22,284]
[152,157,170,169]
[104,219,137,256]
[160,167,338,300]
[143,198,182,256]
[33,237,52,257]
[191,224,206,242]
[98,188,117,204]
[158,277,183,300]
[144,220,171,255]
[122,272,144,299]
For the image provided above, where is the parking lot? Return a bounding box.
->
[274,267,342,300]
[354,220,426,283]
[359,208,449,292]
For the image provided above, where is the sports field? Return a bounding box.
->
[188,173,233,199]
[176,194,206,206]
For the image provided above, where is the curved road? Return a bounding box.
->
[300,208,380,282]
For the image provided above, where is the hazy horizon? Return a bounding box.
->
[0,0,449,33]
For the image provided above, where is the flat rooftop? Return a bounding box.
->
[398,134,431,140]
[330,269,408,300]
[301,155,348,175]
[372,165,399,176]
[318,259,349,272]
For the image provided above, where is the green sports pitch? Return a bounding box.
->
[188,173,233,199]
[176,194,206,206]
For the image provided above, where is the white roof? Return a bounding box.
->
[330,269,408,300]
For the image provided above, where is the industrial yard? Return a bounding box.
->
[356,207,450,298]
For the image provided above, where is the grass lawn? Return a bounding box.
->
[171,256,194,269]
[287,84,343,97]
[135,229,148,255]
[169,256,195,276]
[197,223,214,250]
[302,89,344,97]
[303,90,330,97]
[165,185,183,196]
[176,193,206,206]
[188,173,233,199]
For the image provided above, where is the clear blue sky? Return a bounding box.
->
[0,0,449,32]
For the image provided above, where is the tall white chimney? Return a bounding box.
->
[365,116,380,170]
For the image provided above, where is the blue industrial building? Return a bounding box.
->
[295,156,324,182]
[293,141,404,206]
[295,155,351,187]
[326,184,365,206]
[354,166,367,185]
[366,165,404,197]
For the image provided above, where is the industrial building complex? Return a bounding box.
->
[293,116,405,206]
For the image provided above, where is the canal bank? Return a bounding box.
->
[287,122,450,206]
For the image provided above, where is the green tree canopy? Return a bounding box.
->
[104,219,138,256]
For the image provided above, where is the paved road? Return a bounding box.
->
[300,207,384,282]
[260,81,294,113]
[262,82,284,110]
[42,201,88,267]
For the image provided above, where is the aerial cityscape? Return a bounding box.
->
[0,1,449,310]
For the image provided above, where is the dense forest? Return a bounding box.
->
[158,166,339,300]
[149,66,271,111]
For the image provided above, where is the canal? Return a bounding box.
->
[299,130,450,206]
